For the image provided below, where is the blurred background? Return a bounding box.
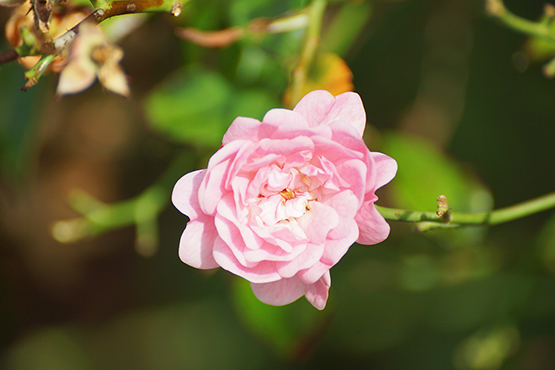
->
[1,0,555,369]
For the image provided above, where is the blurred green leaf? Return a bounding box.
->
[321,1,373,56]
[0,62,44,184]
[538,212,555,274]
[232,277,329,359]
[3,326,93,370]
[426,273,534,332]
[144,68,279,148]
[4,300,266,370]
[382,132,492,213]
[144,68,233,147]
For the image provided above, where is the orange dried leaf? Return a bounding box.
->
[175,27,244,48]
[284,53,354,107]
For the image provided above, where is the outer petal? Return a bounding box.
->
[222,116,266,145]
[304,271,331,310]
[251,277,306,307]
[371,152,398,190]
[262,108,309,129]
[355,202,391,245]
[327,92,366,136]
[199,140,246,215]
[297,260,332,285]
[293,90,366,136]
[293,90,335,128]
[172,170,206,219]
[322,220,359,266]
[178,217,219,269]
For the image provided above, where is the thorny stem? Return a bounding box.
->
[376,191,555,229]
[288,0,327,108]
[1,0,185,88]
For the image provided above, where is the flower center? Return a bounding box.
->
[249,168,319,227]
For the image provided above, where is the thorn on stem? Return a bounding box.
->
[436,195,452,223]
[485,0,505,17]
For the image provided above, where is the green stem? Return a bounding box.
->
[376,191,555,227]
[22,54,56,91]
[288,0,327,107]
[486,0,555,42]
[51,152,192,254]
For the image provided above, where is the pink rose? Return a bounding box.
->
[172,90,397,309]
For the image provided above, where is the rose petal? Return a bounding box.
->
[296,201,339,245]
[325,190,360,240]
[222,116,263,145]
[355,202,391,245]
[213,236,281,283]
[199,140,249,215]
[215,194,269,266]
[276,242,324,278]
[293,90,336,128]
[297,260,332,285]
[322,220,359,265]
[178,216,219,269]
[293,90,366,136]
[251,276,306,307]
[172,170,206,219]
[262,108,309,129]
[371,152,398,190]
[304,271,331,310]
[325,92,366,136]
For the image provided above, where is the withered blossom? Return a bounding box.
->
[57,20,129,97]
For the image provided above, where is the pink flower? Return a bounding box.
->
[172,90,397,309]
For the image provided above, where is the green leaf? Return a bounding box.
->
[538,212,555,274]
[231,277,329,358]
[321,1,373,56]
[382,132,492,213]
[144,68,279,148]
[0,62,44,184]
[144,69,233,147]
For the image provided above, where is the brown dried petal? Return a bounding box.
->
[0,0,27,7]
[56,57,97,95]
[175,27,244,48]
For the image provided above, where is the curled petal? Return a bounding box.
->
[293,90,336,128]
[372,152,398,190]
[305,271,331,310]
[178,217,219,269]
[172,170,206,220]
[262,108,309,129]
[293,90,366,136]
[355,202,391,245]
[251,277,306,307]
[322,220,359,266]
[222,116,264,145]
[199,140,246,215]
[297,260,332,285]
